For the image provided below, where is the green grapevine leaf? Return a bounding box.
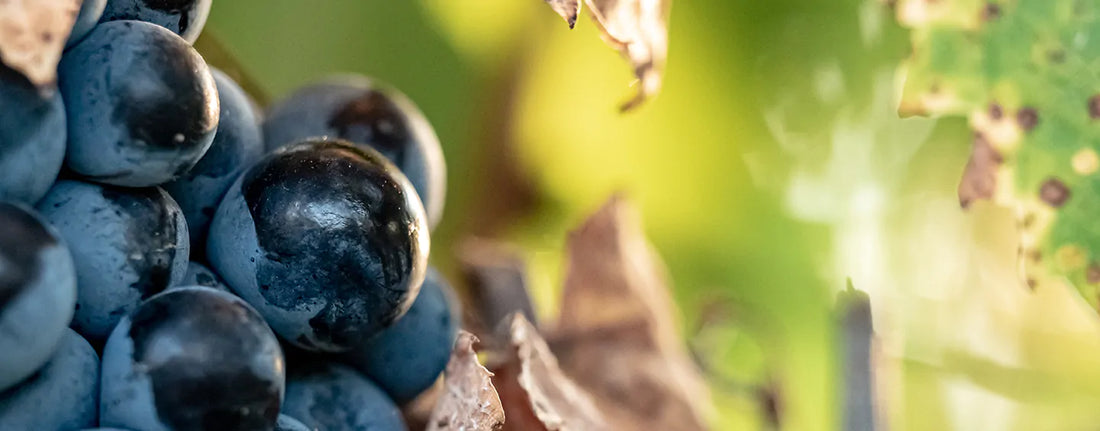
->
[896,0,1100,308]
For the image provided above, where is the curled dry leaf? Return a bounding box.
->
[584,0,671,111]
[493,313,608,431]
[549,194,710,430]
[539,0,671,111]
[427,331,506,431]
[0,0,81,87]
[544,0,581,28]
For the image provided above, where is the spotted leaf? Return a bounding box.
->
[896,0,1100,308]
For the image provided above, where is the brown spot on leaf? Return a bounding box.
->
[989,103,1003,120]
[427,332,505,431]
[982,2,1001,20]
[958,133,1002,208]
[1039,178,1071,207]
[1027,278,1037,290]
[1089,95,1100,120]
[1088,265,1100,284]
[1047,49,1066,64]
[1017,108,1039,131]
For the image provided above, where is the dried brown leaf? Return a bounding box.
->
[427,331,506,431]
[957,133,1002,209]
[457,238,539,341]
[538,0,670,110]
[544,0,581,28]
[584,0,671,111]
[494,313,608,431]
[0,0,81,87]
[550,194,710,430]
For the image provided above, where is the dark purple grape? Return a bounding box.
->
[263,76,446,228]
[0,203,76,392]
[37,180,189,342]
[100,287,284,431]
[340,267,458,403]
[283,363,404,431]
[58,20,218,187]
[0,67,66,205]
[207,140,429,352]
[0,329,99,430]
[99,0,212,44]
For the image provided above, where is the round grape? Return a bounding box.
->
[340,267,459,403]
[58,20,218,187]
[0,203,77,392]
[0,67,66,205]
[99,0,212,44]
[0,329,99,430]
[100,287,284,431]
[283,363,405,431]
[263,76,446,228]
[207,140,429,352]
[37,180,189,342]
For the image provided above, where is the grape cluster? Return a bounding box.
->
[0,1,458,430]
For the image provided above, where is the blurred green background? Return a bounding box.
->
[204,0,1100,429]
